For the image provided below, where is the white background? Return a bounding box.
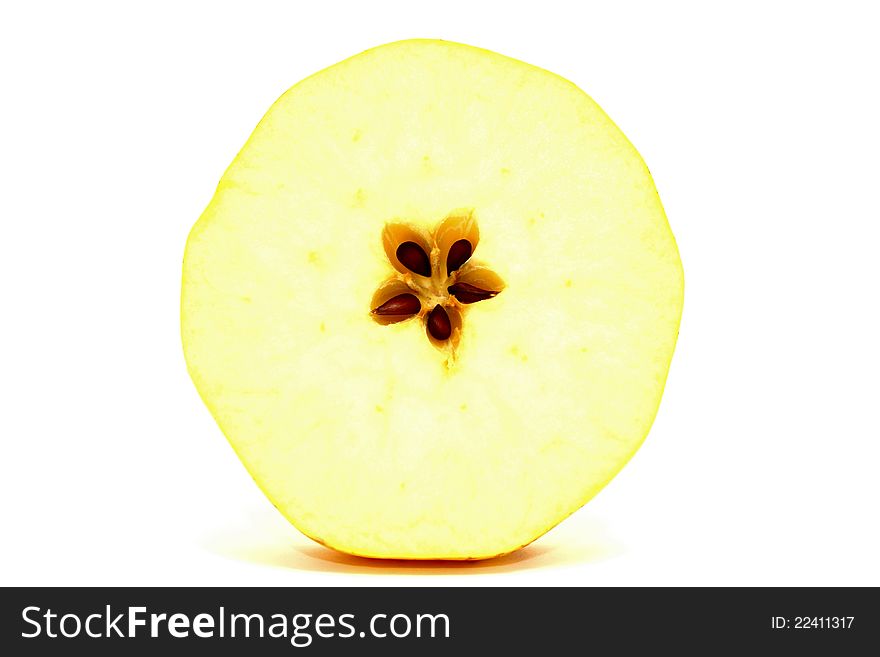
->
[2,1,878,586]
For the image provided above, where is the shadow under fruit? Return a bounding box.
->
[181,39,684,560]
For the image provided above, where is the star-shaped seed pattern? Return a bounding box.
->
[370,211,505,350]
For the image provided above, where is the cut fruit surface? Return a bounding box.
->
[181,39,684,559]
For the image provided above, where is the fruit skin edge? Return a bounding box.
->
[181,38,684,561]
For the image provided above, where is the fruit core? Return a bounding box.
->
[370,210,504,351]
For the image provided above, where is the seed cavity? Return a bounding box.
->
[373,212,503,353]
[372,293,421,317]
[448,282,499,304]
[435,211,479,278]
[446,239,473,276]
[427,305,452,341]
[396,241,431,277]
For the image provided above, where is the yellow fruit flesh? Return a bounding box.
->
[182,39,683,559]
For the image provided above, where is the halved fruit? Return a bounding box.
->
[181,39,683,559]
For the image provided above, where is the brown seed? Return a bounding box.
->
[446,239,473,276]
[371,293,421,316]
[427,304,452,340]
[447,282,499,304]
[396,241,431,277]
